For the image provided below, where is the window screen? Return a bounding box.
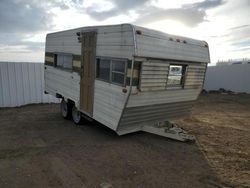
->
[167,65,186,86]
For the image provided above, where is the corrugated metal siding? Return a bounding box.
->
[185,63,207,89]
[93,80,129,130]
[127,89,200,107]
[117,101,194,134]
[44,65,80,106]
[122,60,205,133]
[0,62,59,107]
[133,25,210,63]
[140,60,169,91]
[139,60,207,91]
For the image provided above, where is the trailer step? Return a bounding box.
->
[142,121,195,142]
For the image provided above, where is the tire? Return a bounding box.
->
[71,106,83,124]
[60,99,72,119]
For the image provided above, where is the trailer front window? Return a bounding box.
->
[167,65,186,87]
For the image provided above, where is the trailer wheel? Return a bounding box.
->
[61,99,72,119]
[72,106,82,124]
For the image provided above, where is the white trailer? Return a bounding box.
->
[44,24,210,140]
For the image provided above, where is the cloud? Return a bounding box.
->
[0,0,55,33]
[229,25,250,48]
[0,0,248,62]
[0,0,73,54]
[0,0,84,61]
[86,8,118,21]
[83,0,225,27]
[214,24,250,46]
[230,24,250,31]
[111,0,151,11]
[183,0,224,10]
[0,41,44,53]
[232,46,250,52]
[0,32,45,55]
[134,0,225,27]
[85,0,151,21]
[134,7,206,27]
[210,24,250,56]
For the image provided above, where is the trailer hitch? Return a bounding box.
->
[142,121,195,142]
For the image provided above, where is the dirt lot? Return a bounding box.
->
[0,93,249,188]
[178,93,250,187]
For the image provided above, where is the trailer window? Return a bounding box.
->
[96,58,126,86]
[96,59,110,81]
[111,60,126,85]
[167,65,186,87]
[56,54,73,69]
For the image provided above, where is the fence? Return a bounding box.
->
[1,62,250,107]
[204,64,250,93]
[0,62,59,107]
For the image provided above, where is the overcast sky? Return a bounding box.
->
[0,0,249,64]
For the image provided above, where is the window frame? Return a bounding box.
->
[167,64,187,89]
[96,57,127,87]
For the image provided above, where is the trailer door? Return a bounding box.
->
[80,31,97,116]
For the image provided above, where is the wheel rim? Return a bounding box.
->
[61,100,68,117]
[72,107,81,124]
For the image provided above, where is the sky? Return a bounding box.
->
[0,0,249,64]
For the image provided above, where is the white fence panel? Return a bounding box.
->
[204,64,250,93]
[0,62,60,107]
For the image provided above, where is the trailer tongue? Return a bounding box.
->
[142,121,195,142]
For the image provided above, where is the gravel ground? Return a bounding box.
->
[0,93,247,188]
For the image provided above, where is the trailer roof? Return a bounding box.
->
[47,23,207,45]
[46,24,210,63]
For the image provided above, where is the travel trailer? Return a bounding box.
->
[44,24,210,141]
